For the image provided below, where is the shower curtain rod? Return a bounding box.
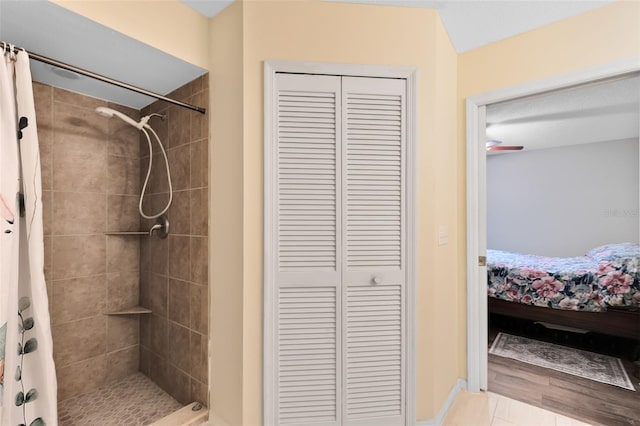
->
[2,43,206,114]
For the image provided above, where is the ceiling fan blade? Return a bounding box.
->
[488,145,524,151]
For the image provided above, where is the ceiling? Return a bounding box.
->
[324,0,614,52]
[0,0,623,113]
[486,74,640,154]
[0,0,207,109]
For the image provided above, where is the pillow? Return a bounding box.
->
[586,242,640,262]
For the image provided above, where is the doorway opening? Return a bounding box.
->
[465,58,640,399]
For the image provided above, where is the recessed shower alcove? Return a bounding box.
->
[1,1,210,424]
[33,75,209,425]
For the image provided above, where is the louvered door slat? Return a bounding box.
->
[278,287,338,425]
[270,73,407,426]
[342,77,406,426]
[274,73,342,426]
[277,74,338,272]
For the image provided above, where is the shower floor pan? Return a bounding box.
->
[58,372,195,426]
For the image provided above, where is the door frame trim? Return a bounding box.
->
[465,56,640,392]
[264,59,418,425]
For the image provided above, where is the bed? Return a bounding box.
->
[487,242,640,340]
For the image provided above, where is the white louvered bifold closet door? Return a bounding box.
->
[271,73,406,426]
[274,73,342,426]
[342,77,406,426]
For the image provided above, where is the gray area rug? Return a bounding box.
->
[489,332,635,391]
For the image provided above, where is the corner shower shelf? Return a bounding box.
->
[106,306,152,315]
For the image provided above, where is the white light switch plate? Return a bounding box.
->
[438,225,449,246]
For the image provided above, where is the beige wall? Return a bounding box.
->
[240,1,460,423]
[209,3,245,426]
[456,0,640,376]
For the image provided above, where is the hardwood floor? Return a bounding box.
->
[488,315,640,426]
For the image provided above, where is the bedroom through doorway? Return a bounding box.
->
[482,73,640,425]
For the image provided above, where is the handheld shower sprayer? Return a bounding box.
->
[95,106,172,220]
[96,106,142,129]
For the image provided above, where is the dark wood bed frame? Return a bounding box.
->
[489,297,640,340]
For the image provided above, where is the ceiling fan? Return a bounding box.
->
[486,139,523,151]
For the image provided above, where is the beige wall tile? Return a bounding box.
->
[39,135,53,191]
[107,316,139,351]
[108,155,140,195]
[168,322,191,373]
[169,144,191,191]
[54,87,106,109]
[149,352,171,392]
[147,273,168,317]
[168,366,191,405]
[147,153,170,194]
[190,331,207,384]
[52,104,107,193]
[190,379,207,406]
[107,236,140,272]
[139,272,151,319]
[168,82,192,103]
[52,235,106,280]
[52,275,106,324]
[140,346,151,376]
[168,190,190,235]
[140,76,209,400]
[53,316,106,367]
[106,345,140,383]
[168,105,191,149]
[190,90,209,143]
[42,190,52,236]
[149,314,169,358]
[107,195,140,232]
[36,84,144,401]
[190,284,208,335]
[52,143,107,193]
[188,77,203,96]
[140,315,151,349]
[52,192,106,235]
[190,138,208,188]
[169,278,191,327]
[169,235,190,281]
[43,235,52,282]
[33,81,53,121]
[190,188,208,236]
[57,355,108,401]
[110,120,140,158]
[107,271,139,311]
[190,237,208,285]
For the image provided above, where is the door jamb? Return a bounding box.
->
[465,56,640,392]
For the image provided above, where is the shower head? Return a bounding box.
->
[95,106,142,130]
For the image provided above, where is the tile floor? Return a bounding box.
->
[442,390,592,426]
[58,372,182,426]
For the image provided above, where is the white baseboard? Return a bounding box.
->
[416,378,467,426]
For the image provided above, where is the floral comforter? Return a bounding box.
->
[487,243,640,312]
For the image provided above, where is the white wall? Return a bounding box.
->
[487,138,639,257]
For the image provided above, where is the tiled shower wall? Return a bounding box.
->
[139,75,209,405]
[35,83,142,401]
